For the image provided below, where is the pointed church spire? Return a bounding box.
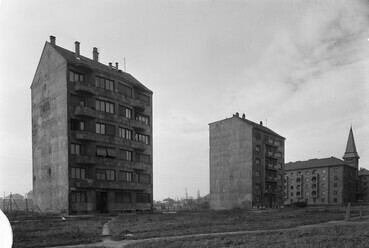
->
[343,126,359,159]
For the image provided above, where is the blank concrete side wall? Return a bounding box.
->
[31,43,69,213]
[209,118,253,210]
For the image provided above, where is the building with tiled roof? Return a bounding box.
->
[31,36,153,214]
[284,128,359,205]
[209,113,285,210]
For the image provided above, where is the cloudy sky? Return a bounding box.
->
[0,0,368,201]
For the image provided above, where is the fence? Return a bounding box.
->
[1,194,33,212]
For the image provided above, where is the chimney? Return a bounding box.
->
[242,113,245,119]
[109,62,112,69]
[93,47,99,62]
[115,62,119,70]
[235,112,239,117]
[50,35,56,45]
[75,41,80,56]
[260,121,263,126]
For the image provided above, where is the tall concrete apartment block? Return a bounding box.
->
[209,113,285,210]
[284,127,359,205]
[31,36,153,214]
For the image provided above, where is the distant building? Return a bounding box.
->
[209,113,285,210]
[31,36,153,214]
[284,127,359,205]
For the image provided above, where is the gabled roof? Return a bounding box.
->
[50,42,152,94]
[285,157,347,171]
[209,114,285,139]
[343,127,359,159]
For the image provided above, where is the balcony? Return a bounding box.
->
[266,176,278,182]
[264,189,277,194]
[131,99,145,112]
[266,163,277,171]
[74,106,95,118]
[132,141,147,151]
[130,119,148,132]
[74,82,96,95]
[71,131,95,141]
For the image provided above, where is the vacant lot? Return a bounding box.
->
[126,221,369,248]
[6,211,109,248]
[108,206,369,241]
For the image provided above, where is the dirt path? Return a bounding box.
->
[50,215,369,248]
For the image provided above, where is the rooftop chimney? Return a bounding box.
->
[75,41,80,56]
[115,62,119,70]
[93,47,99,62]
[235,112,239,117]
[109,62,112,69]
[260,121,263,126]
[50,35,56,45]
[242,113,245,119]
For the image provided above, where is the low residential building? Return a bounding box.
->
[209,113,285,210]
[358,168,369,202]
[284,127,359,205]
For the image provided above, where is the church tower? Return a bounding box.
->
[342,127,360,169]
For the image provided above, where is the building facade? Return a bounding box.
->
[284,127,359,205]
[31,36,153,214]
[358,168,369,202]
[209,113,285,210]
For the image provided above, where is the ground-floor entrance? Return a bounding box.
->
[96,191,108,213]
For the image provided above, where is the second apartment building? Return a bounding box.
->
[209,113,285,210]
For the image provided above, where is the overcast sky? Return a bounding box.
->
[0,0,368,201]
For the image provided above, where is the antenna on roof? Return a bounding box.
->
[124,58,126,72]
[265,119,267,127]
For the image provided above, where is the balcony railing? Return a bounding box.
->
[74,106,96,118]
[131,99,145,112]
[130,119,148,132]
[266,176,278,182]
[266,163,277,170]
[74,82,96,95]
[72,131,95,141]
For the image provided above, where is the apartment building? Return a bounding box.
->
[284,127,359,205]
[209,113,285,210]
[358,168,369,202]
[31,36,153,214]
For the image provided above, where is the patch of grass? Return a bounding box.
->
[109,206,369,241]
[6,212,109,248]
[125,222,369,248]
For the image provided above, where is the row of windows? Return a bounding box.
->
[96,99,115,114]
[290,190,337,197]
[69,70,84,83]
[70,191,150,203]
[71,167,150,183]
[289,175,339,183]
[70,143,150,162]
[289,198,337,203]
[289,169,326,177]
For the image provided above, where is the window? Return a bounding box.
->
[305,184,309,189]
[79,98,85,107]
[305,171,309,175]
[136,193,150,203]
[135,133,150,145]
[322,176,326,181]
[334,176,338,180]
[297,171,302,176]
[290,172,294,176]
[290,178,294,183]
[136,173,150,183]
[96,99,114,114]
[334,190,338,195]
[296,185,301,190]
[136,153,150,163]
[312,191,317,197]
[305,192,309,196]
[71,119,85,131]
[71,168,86,179]
[312,170,317,174]
[120,149,132,161]
[95,76,114,91]
[312,184,317,190]
[119,105,132,118]
[96,169,115,181]
[70,191,86,203]
[321,198,325,203]
[69,70,84,82]
[118,83,133,98]
[305,178,309,182]
[255,183,260,190]
[118,171,133,182]
[255,171,260,177]
[96,123,106,134]
[322,191,326,196]
[296,191,301,197]
[296,178,301,183]
[322,169,326,174]
[136,114,150,125]
[96,146,116,158]
[290,186,294,190]
[290,192,294,196]
[334,183,338,188]
[334,168,338,173]
[137,94,150,105]
[255,158,260,165]
[71,143,81,155]
[312,176,317,182]
[255,145,260,152]
[277,163,282,170]
[119,127,132,140]
[321,183,325,188]
[334,198,337,203]
[115,192,131,203]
